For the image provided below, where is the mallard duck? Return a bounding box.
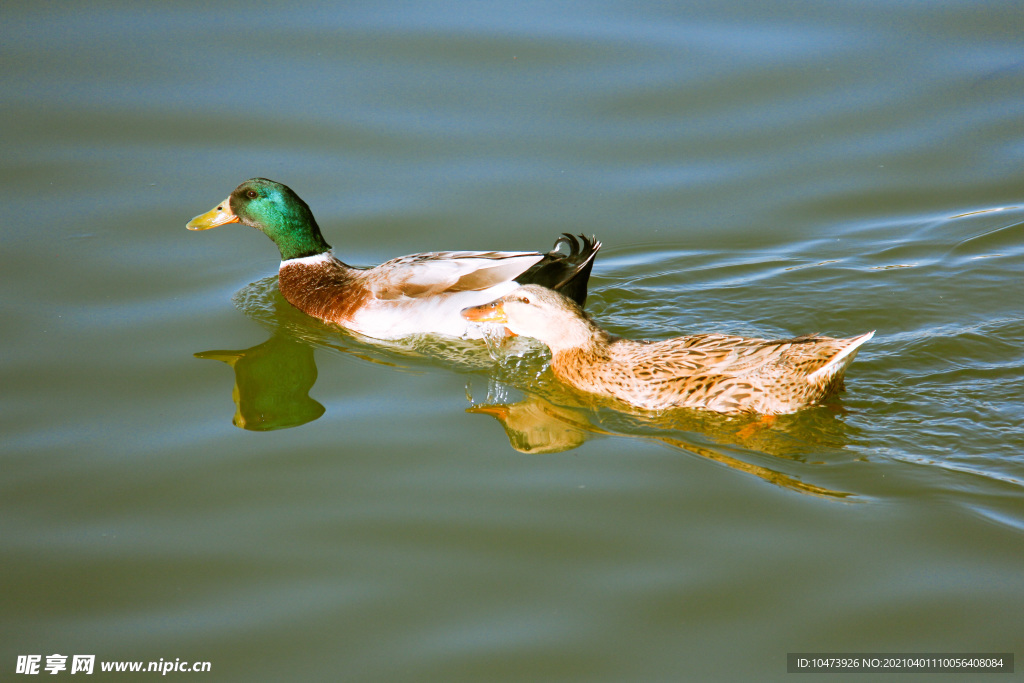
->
[187,178,600,340]
[462,284,874,415]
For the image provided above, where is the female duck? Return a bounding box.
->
[188,178,600,340]
[462,285,874,415]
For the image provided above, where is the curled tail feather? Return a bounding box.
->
[807,330,875,385]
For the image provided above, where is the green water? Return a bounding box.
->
[2,1,1022,681]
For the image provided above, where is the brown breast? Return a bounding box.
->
[277,259,370,325]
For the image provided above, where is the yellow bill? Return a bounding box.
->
[186,197,240,230]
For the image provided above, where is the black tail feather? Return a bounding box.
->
[516,233,601,307]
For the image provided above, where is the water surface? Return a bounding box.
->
[2,1,1023,680]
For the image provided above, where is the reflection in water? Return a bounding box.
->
[467,400,590,454]
[195,333,324,431]
[197,276,857,496]
[466,381,854,498]
[195,276,496,432]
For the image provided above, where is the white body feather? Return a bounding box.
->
[349,281,524,339]
[280,251,541,340]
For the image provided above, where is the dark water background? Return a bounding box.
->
[3,1,1022,680]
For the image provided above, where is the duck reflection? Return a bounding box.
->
[196,325,853,496]
[467,400,591,454]
[195,333,324,431]
[466,381,854,498]
[197,276,857,497]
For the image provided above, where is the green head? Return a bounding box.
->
[187,178,332,261]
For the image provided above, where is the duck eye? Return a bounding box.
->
[245,190,258,199]
[520,296,531,305]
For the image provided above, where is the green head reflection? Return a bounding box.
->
[196,333,324,431]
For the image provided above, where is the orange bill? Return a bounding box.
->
[466,405,511,419]
[461,300,507,323]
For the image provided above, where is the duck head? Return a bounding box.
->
[187,178,332,261]
[461,284,600,352]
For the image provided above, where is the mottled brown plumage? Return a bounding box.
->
[462,285,874,415]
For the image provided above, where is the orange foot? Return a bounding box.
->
[735,414,777,440]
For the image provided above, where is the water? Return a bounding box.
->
[3,1,1023,680]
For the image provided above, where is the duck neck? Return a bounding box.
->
[273,218,332,261]
[545,315,613,358]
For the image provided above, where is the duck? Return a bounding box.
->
[187,178,600,340]
[461,284,874,415]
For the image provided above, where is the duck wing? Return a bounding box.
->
[363,251,544,299]
[628,332,874,380]
[516,234,601,306]
[613,334,772,376]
